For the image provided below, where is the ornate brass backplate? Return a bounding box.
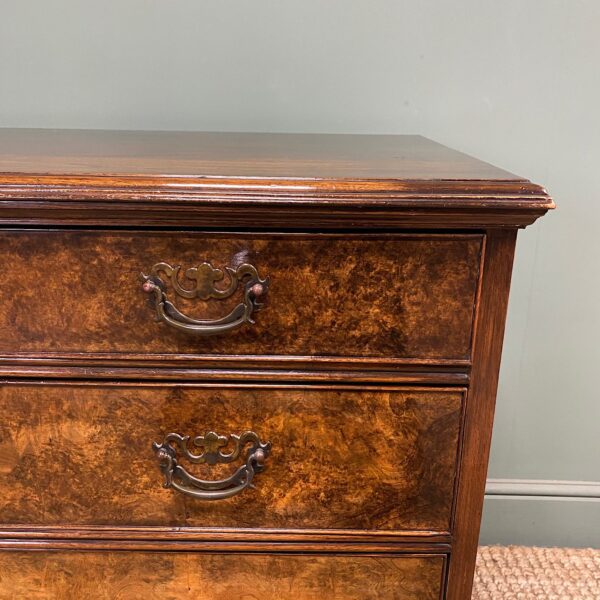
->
[141,261,269,336]
[152,431,272,501]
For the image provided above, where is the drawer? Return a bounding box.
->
[0,382,463,534]
[0,230,482,366]
[0,552,446,599]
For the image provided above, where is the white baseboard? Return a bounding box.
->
[480,479,600,547]
[486,478,600,499]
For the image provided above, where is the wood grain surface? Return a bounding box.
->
[0,383,463,533]
[0,231,482,364]
[0,130,553,229]
[0,551,445,599]
[0,129,520,180]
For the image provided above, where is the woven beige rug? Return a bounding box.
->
[473,546,600,599]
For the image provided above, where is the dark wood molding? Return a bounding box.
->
[0,199,551,229]
[0,538,452,555]
[0,365,469,385]
[0,379,466,393]
[0,353,473,368]
[0,525,451,547]
[0,352,471,368]
[0,172,550,199]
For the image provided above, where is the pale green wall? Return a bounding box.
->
[2,0,599,546]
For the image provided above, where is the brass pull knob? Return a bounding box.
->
[152,431,271,501]
[141,261,269,336]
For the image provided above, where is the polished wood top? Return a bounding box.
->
[0,128,519,181]
[0,129,553,228]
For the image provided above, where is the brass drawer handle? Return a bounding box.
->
[152,431,271,501]
[141,261,269,336]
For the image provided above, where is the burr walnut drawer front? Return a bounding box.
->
[0,382,463,534]
[0,551,446,600]
[0,230,482,365]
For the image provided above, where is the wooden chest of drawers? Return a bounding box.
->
[0,130,553,599]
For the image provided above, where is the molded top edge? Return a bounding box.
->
[0,129,554,225]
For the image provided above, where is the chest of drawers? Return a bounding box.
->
[0,130,553,599]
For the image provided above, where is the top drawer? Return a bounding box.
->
[0,231,482,366]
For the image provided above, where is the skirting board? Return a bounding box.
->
[486,479,600,498]
[480,479,600,548]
